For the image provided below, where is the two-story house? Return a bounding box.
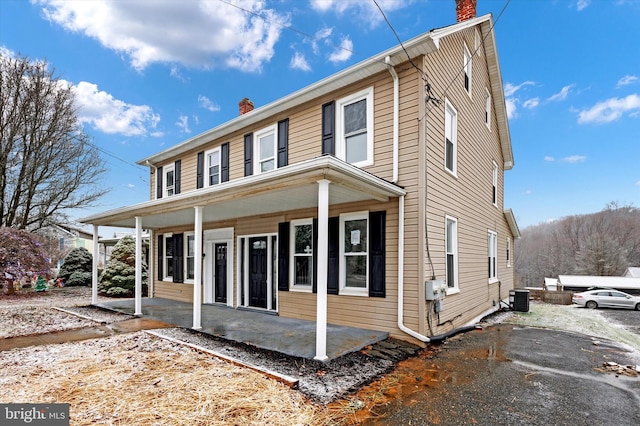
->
[81,0,520,360]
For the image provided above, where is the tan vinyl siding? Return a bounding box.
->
[144,22,515,343]
[419,26,515,334]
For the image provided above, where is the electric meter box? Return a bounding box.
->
[425,279,446,301]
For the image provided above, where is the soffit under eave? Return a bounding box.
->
[480,20,514,170]
[504,209,521,239]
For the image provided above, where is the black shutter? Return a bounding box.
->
[221,142,230,182]
[196,151,204,189]
[157,234,163,279]
[369,211,386,298]
[174,160,181,194]
[322,101,335,155]
[278,222,289,291]
[277,118,288,168]
[172,233,184,283]
[312,218,318,293]
[244,133,253,176]
[327,216,339,295]
[156,166,163,199]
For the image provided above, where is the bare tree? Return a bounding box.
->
[0,53,107,230]
[515,203,640,286]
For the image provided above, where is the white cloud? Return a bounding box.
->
[523,98,540,109]
[310,0,411,26]
[547,84,575,102]
[504,81,535,97]
[636,180,640,187]
[545,155,586,163]
[562,155,586,163]
[577,94,640,124]
[617,75,638,88]
[36,0,289,72]
[176,115,190,133]
[290,51,311,72]
[523,189,533,195]
[126,183,135,189]
[198,95,220,113]
[576,0,591,11]
[505,98,517,119]
[309,27,333,55]
[329,37,353,63]
[504,81,536,119]
[73,81,160,136]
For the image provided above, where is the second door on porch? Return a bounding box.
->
[249,237,268,308]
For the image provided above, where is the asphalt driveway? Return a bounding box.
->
[363,324,640,426]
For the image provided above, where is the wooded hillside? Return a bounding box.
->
[515,203,640,287]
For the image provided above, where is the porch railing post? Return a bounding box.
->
[135,216,143,315]
[315,179,330,361]
[193,206,203,330]
[92,225,99,305]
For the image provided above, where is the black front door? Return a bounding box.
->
[214,243,227,303]
[249,237,268,308]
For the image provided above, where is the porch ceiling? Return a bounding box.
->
[80,156,406,229]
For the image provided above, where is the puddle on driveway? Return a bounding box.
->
[330,327,512,425]
[0,318,174,352]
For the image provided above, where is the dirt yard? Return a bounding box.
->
[0,287,339,425]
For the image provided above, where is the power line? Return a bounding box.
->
[216,0,356,58]
[419,0,512,122]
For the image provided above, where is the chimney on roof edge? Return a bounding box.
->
[455,0,477,22]
[239,98,254,115]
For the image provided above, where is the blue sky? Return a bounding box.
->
[1,0,638,229]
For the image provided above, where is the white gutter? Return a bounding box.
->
[385,56,399,183]
[397,195,432,342]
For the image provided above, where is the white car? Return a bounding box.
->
[572,289,640,310]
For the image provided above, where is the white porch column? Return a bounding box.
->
[135,216,143,315]
[315,179,331,361]
[91,225,99,305]
[193,206,203,330]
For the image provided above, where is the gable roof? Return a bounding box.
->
[558,275,640,291]
[140,14,513,170]
[625,267,640,278]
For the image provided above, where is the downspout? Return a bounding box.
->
[385,56,399,183]
[397,195,432,342]
[394,89,479,345]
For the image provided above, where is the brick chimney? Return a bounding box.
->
[239,98,254,115]
[455,0,477,22]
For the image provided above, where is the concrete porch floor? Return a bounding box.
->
[96,298,388,360]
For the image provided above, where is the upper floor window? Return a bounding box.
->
[463,43,472,95]
[485,88,491,128]
[255,125,277,174]
[492,161,498,206]
[290,219,313,290]
[506,237,512,268]
[446,216,458,291]
[205,148,220,187]
[340,212,369,295]
[336,87,374,167]
[164,164,175,197]
[444,99,458,175]
[488,230,498,281]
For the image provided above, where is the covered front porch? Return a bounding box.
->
[97,297,388,360]
[80,156,407,361]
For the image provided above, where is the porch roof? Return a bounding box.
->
[79,156,406,229]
